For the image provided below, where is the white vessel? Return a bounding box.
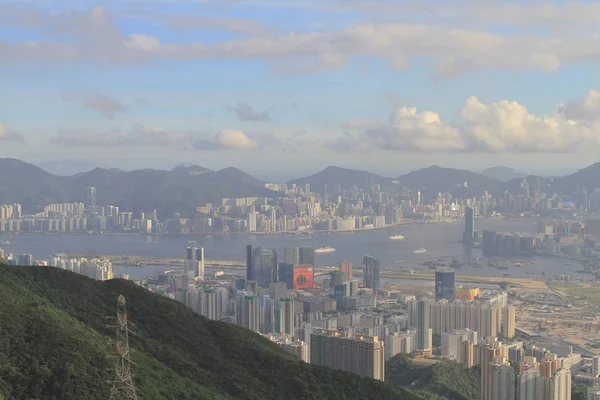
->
[412,247,427,254]
[0,241,11,246]
[389,235,405,240]
[315,246,336,253]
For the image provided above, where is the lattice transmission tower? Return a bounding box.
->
[109,295,138,400]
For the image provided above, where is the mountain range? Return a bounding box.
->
[2,158,600,216]
[0,265,421,400]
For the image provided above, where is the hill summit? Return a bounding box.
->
[0,266,419,400]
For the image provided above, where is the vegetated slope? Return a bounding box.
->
[0,159,278,217]
[289,166,394,193]
[0,266,421,400]
[396,166,503,200]
[386,355,480,400]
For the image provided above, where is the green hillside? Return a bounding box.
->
[0,266,420,400]
[386,355,480,400]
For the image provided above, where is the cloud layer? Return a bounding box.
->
[335,88,600,153]
[194,130,259,151]
[50,125,260,151]
[3,5,600,78]
[0,123,25,142]
[233,102,271,122]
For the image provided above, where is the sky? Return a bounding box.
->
[2,0,600,180]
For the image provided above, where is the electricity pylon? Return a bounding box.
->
[109,295,138,400]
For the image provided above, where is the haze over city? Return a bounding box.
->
[6,2,600,400]
[3,1,600,178]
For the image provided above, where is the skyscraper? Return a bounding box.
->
[310,329,385,381]
[284,247,315,266]
[254,247,278,288]
[435,267,455,301]
[283,247,300,266]
[278,262,295,290]
[363,255,380,291]
[502,305,516,339]
[463,205,475,242]
[86,186,97,208]
[184,242,204,280]
[299,247,315,266]
[246,245,254,281]
[236,292,260,332]
[415,299,432,355]
[338,260,352,281]
[517,367,543,400]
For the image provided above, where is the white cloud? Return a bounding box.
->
[336,88,600,153]
[3,5,600,78]
[0,123,25,142]
[194,129,259,151]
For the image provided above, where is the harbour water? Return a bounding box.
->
[0,217,584,279]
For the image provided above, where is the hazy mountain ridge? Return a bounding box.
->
[3,159,600,216]
[0,266,421,400]
[479,166,527,182]
[0,158,275,217]
[287,165,394,192]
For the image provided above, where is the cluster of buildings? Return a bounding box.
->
[0,250,114,281]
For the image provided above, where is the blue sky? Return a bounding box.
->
[2,0,600,180]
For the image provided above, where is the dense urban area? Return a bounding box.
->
[5,165,600,400]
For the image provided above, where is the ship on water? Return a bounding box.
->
[315,246,336,253]
[412,247,427,254]
[389,235,405,240]
[0,241,11,246]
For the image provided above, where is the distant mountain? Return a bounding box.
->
[0,266,420,400]
[396,165,503,199]
[288,166,394,193]
[550,161,600,193]
[0,158,276,217]
[36,160,111,176]
[479,166,527,182]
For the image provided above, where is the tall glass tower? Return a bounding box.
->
[435,267,455,301]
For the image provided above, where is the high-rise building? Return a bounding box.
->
[259,295,275,334]
[236,293,260,333]
[275,298,295,336]
[502,305,516,339]
[415,299,432,355]
[268,282,289,303]
[489,358,515,400]
[460,340,474,368]
[545,369,571,400]
[363,255,380,291]
[518,367,543,400]
[254,247,278,288]
[284,248,300,266]
[278,262,295,289]
[184,242,204,280]
[299,247,315,266]
[338,260,352,281]
[86,186,97,208]
[246,245,254,281]
[435,267,455,301]
[463,205,474,242]
[310,329,385,381]
[480,340,509,400]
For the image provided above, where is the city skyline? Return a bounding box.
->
[3,1,600,177]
